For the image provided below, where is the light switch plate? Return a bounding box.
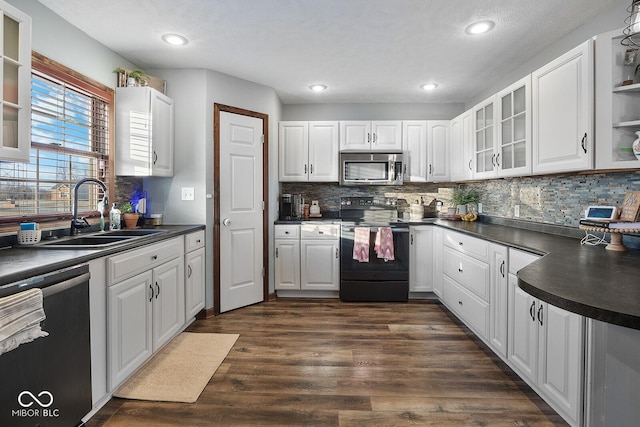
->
[182,187,195,201]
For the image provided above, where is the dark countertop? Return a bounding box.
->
[425,219,640,331]
[0,225,205,286]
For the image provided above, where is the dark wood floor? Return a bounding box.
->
[87,299,568,426]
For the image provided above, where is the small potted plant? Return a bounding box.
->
[120,201,139,229]
[451,187,480,215]
[113,67,148,87]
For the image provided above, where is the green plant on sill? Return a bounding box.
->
[119,202,135,214]
[451,187,480,206]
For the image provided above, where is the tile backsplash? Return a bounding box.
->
[282,170,640,227]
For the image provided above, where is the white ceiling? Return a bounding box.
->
[38,0,621,105]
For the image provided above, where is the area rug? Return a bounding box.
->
[113,332,239,403]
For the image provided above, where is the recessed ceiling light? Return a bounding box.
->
[421,83,438,90]
[161,33,189,46]
[309,84,327,92]
[465,20,495,35]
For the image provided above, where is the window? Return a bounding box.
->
[0,54,113,223]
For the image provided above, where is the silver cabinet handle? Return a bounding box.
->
[304,164,307,174]
[468,159,472,171]
[373,133,377,144]
[222,218,231,226]
[188,264,193,278]
[310,164,313,174]
[275,248,279,258]
[336,248,339,258]
[495,153,501,166]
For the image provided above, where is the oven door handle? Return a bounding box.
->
[342,227,409,233]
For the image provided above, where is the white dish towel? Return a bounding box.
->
[0,288,48,356]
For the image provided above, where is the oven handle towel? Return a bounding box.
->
[375,227,395,262]
[0,288,48,356]
[353,227,370,262]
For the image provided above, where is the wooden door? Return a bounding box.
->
[219,110,265,312]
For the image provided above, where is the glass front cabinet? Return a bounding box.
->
[0,1,31,162]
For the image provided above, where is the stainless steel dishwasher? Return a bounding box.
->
[0,264,92,427]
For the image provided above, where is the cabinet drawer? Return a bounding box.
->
[509,248,541,275]
[443,276,489,339]
[185,230,205,251]
[275,225,300,239]
[300,223,339,239]
[108,237,184,285]
[443,246,490,301]
[443,230,489,261]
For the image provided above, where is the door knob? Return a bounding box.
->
[222,218,231,226]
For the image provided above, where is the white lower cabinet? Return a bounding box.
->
[508,249,584,426]
[185,230,206,319]
[432,227,444,298]
[488,244,508,358]
[275,225,301,290]
[409,226,434,292]
[275,223,340,293]
[300,223,340,290]
[107,237,185,389]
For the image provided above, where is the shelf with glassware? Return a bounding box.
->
[595,28,640,169]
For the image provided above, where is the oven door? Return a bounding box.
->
[340,224,409,301]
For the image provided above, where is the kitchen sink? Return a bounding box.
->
[102,229,167,237]
[24,229,168,249]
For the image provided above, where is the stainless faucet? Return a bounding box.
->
[71,178,108,236]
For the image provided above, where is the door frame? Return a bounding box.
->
[213,103,269,315]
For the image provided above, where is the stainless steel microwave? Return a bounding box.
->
[340,152,404,186]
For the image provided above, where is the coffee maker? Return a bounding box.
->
[280,194,304,220]
[280,194,293,220]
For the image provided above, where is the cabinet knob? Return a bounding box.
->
[152,255,158,260]
[458,300,463,306]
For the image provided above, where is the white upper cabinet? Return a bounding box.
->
[595,29,640,170]
[496,75,532,177]
[427,120,450,182]
[279,121,339,182]
[308,121,340,181]
[279,121,309,181]
[532,39,594,174]
[449,109,474,182]
[402,120,428,182]
[115,87,174,176]
[340,120,402,152]
[472,96,498,179]
[0,1,31,162]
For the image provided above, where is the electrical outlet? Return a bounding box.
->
[514,204,520,218]
[181,187,195,201]
[477,203,483,214]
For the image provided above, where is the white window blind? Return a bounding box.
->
[0,71,109,219]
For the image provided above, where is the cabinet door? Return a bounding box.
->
[427,120,450,182]
[308,121,339,182]
[432,227,444,298]
[372,121,403,152]
[409,226,433,292]
[279,121,309,181]
[115,87,152,176]
[152,257,185,351]
[185,247,205,319]
[449,110,473,181]
[402,121,428,182]
[489,244,508,358]
[0,2,31,162]
[274,239,301,290]
[340,121,371,151]
[496,75,532,177]
[108,271,153,389]
[150,90,174,176]
[507,274,538,384]
[532,40,594,174]
[473,96,498,179]
[537,302,584,425]
[300,240,339,290]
